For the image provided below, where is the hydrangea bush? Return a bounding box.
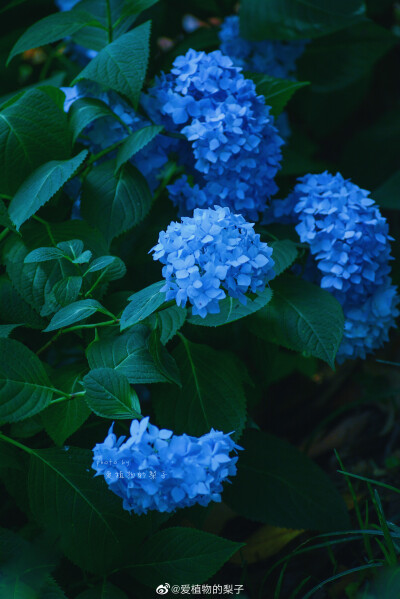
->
[0,0,398,596]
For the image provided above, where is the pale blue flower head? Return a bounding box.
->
[92,418,241,515]
[151,206,275,318]
[144,49,284,220]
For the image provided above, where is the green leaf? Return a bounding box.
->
[24,247,65,263]
[153,337,247,438]
[42,398,90,446]
[9,151,88,230]
[298,21,396,92]
[3,237,66,317]
[81,160,152,245]
[0,88,72,196]
[86,326,173,384]
[26,446,156,573]
[224,429,350,531]
[0,199,14,230]
[73,22,151,107]
[43,299,109,332]
[52,276,83,306]
[239,0,366,40]
[115,125,163,171]
[0,338,53,422]
[120,281,166,330]
[248,275,344,368]
[254,75,309,116]
[68,97,118,143]
[147,329,181,386]
[147,305,186,344]
[76,582,128,599]
[0,324,20,338]
[270,239,298,276]
[120,0,159,20]
[0,276,46,330]
[130,527,243,586]
[374,170,400,210]
[41,364,90,446]
[7,11,101,65]
[83,368,141,419]
[188,287,273,327]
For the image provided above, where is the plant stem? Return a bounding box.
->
[105,0,113,43]
[0,228,10,243]
[0,432,34,455]
[36,319,118,356]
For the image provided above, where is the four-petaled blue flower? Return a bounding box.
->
[144,49,284,221]
[92,417,242,515]
[265,172,399,361]
[151,206,275,318]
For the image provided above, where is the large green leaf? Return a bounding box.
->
[130,527,243,586]
[224,429,350,531]
[188,287,273,327]
[298,21,396,92]
[86,326,174,384]
[0,339,53,422]
[248,275,344,368]
[83,368,141,419]
[0,89,71,195]
[81,160,152,245]
[270,239,298,276]
[115,125,163,171]
[254,75,309,116]
[44,299,110,332]
[153,337,247,438]
[120,281,166,330]
[147,329,181,386]
[0,276,46,329]
[42,398,90,446]
[7,11,101,65]
[27,446,156,573]
[9,151,88,230]
[239,0,366,40]
[73,22,151,107]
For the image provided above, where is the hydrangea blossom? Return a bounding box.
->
[219,16,307,79]
[265,172,399,360]
[144,49,284,220]
[92,417,241,515]
[61,82,171,192]
[151,206,275,317]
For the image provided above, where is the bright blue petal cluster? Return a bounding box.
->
[55,0,97,64]
[151,205,275,318]
[92,417,241,515]
[144,49,284,220]
[267,172,399,360]
[219,16,308,79]
[61,82,171,192]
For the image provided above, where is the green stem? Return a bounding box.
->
[0,432,34,455]
[0,228,10,243]
[105,0,113,43]
[51,391,86,405]
[84,268,109,298]
[33,215,56,246]
[36,330,62,356]
[62,319,118,334]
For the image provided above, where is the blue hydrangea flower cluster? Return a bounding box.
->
[144,49,284,220]
[219,16,308,80]
[266,172,399,361]
[151,205,275,318]
[92,417,241,515]
[61,82,171,193]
